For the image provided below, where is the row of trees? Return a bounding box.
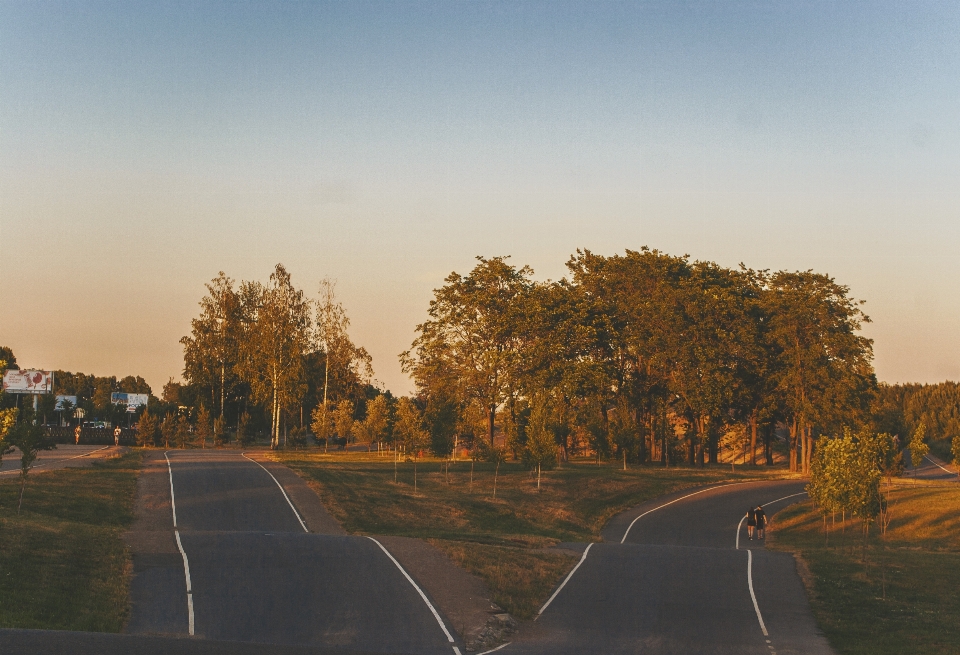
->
[402,250,877,472]
[180,266,377,448]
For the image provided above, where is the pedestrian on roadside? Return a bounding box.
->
[75,424,82,445]
[746,506,757,540]
[114,426,121,446]
[755,505,767,540]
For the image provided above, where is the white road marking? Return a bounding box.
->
[241,452,309,533]
[0,445,111,475]
[747,549,768,636]
[366,536,457,645]
[736,513,747,549]
[621,481,758,543]
[452,647,462,655]
[537,543,594,619]
[476,643,512,654]
[923,455,959,478]
[164,452,195,636]
[164,452,179,528]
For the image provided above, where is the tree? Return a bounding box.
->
[311,400,334,449]
[524,395,557,490]
[402,257,533,446]
[7,416,56,513]
[765,271,875,473]
[357,395,389,451]
[313,278,374,418]
[395,397,428,491]
[175,415,192,449]
[137,410,158,447]
[213,416,226,447]
[237,265,311,449]
[334,399,355,445]
[160,413,177,449]
[953,433,960,470]
[195,405,212,449]
[181,272,242,421]
[909,421,929,468]
[236,411,252,447]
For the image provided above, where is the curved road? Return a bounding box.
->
[131,451,462,655]
[502,479,833,655]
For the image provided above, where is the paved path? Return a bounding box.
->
[126,451,462,655]
[0,444,119,475]
[905,453,959,481]
[501,479,833,655]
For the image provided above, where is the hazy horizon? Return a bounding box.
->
[3,1,959,396]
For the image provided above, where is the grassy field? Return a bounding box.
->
[0,451,143,632]
[277,451,788,616]
[769,481,960,655]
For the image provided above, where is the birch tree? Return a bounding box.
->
[238,265,311,449]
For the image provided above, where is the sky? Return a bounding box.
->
[2,1,959,396]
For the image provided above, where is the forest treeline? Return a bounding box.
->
[4,249,958,472]
[403,249,878,474]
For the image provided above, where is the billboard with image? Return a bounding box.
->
[3,369,53,394]
[111,392,149,408]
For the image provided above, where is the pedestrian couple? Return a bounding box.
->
[747,505,766,540]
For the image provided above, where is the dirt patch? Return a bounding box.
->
[375,535,506,652]
[123,452,177,556]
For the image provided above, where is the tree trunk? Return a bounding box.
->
[220,362,225,420]
[488,405,496,447]
[688,417,697,466]
[789,419,798,472]
[708,419,719,464]
[750,410,758,466]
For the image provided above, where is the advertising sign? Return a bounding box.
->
[111,392,149,408]
[2,369,54,394]
[55,395,78,411]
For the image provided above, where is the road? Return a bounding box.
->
[500,479,833,655]
[126,451,462,655]
[0,444,118,475]
[905,453,959,481]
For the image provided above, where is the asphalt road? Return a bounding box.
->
[127,451,460,655]
[905,453,959,481]
[502,479,833,655]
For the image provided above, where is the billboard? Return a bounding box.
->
[55,395,78,411]
[111,392,149,408]
[3,369,53,394]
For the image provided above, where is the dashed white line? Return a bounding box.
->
[366,536,458,648]
[242,452,309,533]
[476,642,512,654]
[747,549,768,636]
[537,543,594,619]
[164,451,195,636]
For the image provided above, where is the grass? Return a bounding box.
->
[769,481,960,655]
[0,450,143,632]
[276,451,788,617]
[428,539,574,620]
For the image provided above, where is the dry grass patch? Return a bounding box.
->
[770,481,960,655]
[428,539,575,620]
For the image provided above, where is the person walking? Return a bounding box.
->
[746,506,757,540]
[755,505,767,540]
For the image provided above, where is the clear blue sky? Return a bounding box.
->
[2,1,958,394]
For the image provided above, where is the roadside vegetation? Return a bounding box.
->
[770,481,960,655]
[0,451,143,631]
[278,450,787,617]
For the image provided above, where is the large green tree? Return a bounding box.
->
[402,257,533,446]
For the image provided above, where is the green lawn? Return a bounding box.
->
[277,451,787,617]
[0,451,143,632]
[770,482,960,655]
